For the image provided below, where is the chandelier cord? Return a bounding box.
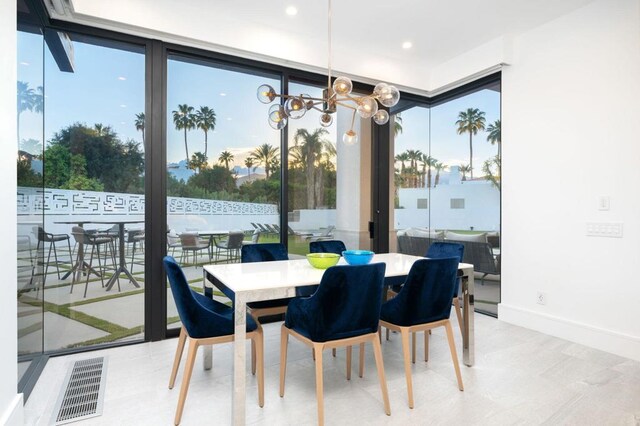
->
[327,0,332,90]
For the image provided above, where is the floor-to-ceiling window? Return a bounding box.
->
[390,79,501,315]
[165,53,282,328]
[17,28,146,360]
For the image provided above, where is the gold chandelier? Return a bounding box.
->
[256,0,400,145]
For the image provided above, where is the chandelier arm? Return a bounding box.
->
[334,101,357,111]
[349,109,357,131]
[310,106,326,113]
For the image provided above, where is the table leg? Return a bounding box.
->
[461,267,475,367]
[232,292,247,425]
[105,224,140,290]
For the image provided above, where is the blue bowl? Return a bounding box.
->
[342,250,375,265]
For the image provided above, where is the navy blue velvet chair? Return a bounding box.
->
[427,242,465,336]
[280,263,391,424]
[163,256,264,425]
[241,243,292,374]
[379,258,464,408]
[309,239,347,255]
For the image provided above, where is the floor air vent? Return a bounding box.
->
[52,357,108,425]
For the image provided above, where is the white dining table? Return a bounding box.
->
[202,253,475,425]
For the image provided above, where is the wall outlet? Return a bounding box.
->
[536,292,547,305]
[586,222,623,238]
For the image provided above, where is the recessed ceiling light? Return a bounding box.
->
[402,41,412,49]
[118,76,126,80]
[219,92,227,97]
[285,6,298,16]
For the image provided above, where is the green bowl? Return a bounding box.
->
[306,252,340,269]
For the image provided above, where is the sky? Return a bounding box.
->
[18,32,500,177]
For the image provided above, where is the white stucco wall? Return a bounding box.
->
[499,0,640,360]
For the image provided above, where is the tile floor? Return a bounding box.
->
[24,313,640,425]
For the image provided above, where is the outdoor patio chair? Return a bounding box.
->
[179,233,211,266]
[32,226,73,283]
[379,258,463,408]
[308,225,335,242]
[163,256,264,425]
[127,229,145,272]
[213,231,244,263]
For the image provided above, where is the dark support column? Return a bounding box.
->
[280,74,289,248]
[145,40,168,341]
[371,115,391,253]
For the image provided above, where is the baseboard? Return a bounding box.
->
[498,303,640,362]
[0,394,24,426]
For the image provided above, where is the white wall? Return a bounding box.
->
[500,0,640,360]
[396,182,501,231]
[0,0,23,424]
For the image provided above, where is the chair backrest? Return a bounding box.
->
[71,226,90,244]
[386,257,459,326]
[180,233,199,247]
[163,256,233,338]
[426,241,464,262]
[309,240,347,255]
[251,230,260,243]
[226,231,245,249]
[286,263,386,342]
[241,243,288,263]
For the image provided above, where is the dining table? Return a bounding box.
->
[202,252,475,425]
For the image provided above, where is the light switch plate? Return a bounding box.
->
[598,196,610,211]
[586,222,623,238]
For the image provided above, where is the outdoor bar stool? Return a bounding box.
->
[33,226,73,283]
[379,257,464,408]
[163,256,264,425]
[127,229,145,272]
[70,226,118,297]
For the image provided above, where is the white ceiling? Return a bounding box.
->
[55,0,595,91]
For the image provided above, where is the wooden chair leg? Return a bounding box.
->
[386,327,390,341]
[400,329,414,408]
[312,348,315,361]
[371,335,391,416]
[313,343,325,425]
[175,339,198,425]
[412,332,416,364]
[169,327,187,389]
[444,321,464,391]
[279,325,288,397]
[346,346,352,380]
[424,330,429,362]
[453,298,464,335]
[251,339,256,375]
[358,342,365,378]
[332,348,336,357]
[254,330,265,407]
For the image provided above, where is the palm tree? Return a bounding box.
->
[394,112,404,137]
[456,108,486,179]
[135,112,145,142]
[405,149,422,188]
[486,119,501,155]
[94,123,106,136]
[17,81,36,145]
[244,157,255,178]
[218,150,234,170]
[189,152,208,172]
[172,104,195,162]
[293,128,334,209]
[395,152,409,188]
[459,164,471,181]
[251,143,279,178]
[194,106,216,159]
[483,155,501,190]
[434,162,448,187]
[419,154,436,188]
